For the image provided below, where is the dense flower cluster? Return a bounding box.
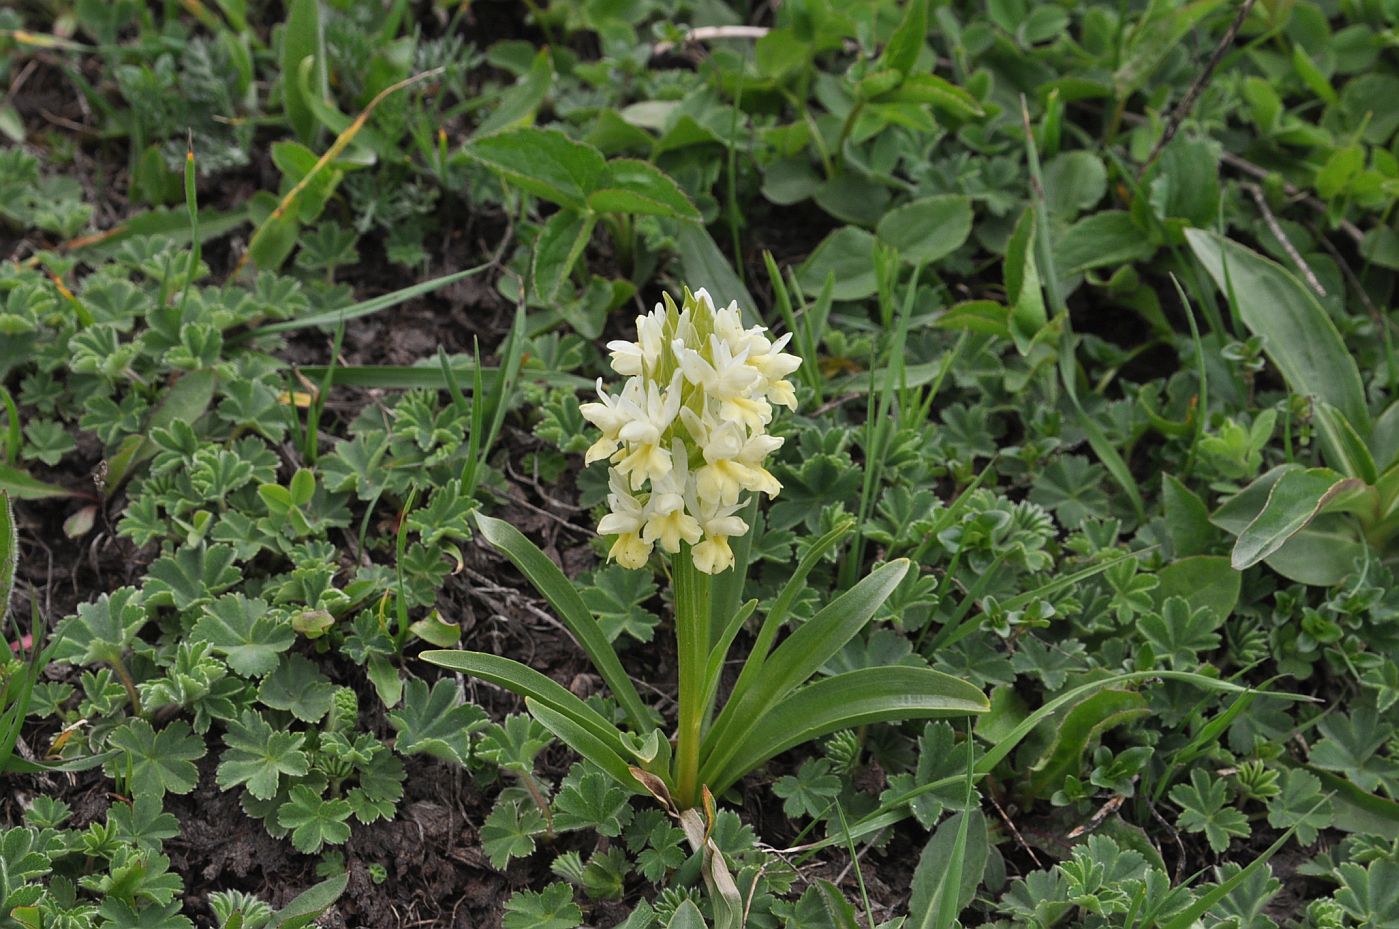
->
[580,288,801,574]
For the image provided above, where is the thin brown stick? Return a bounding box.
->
[1242,182,1327,297]
[1137,0,1258,180]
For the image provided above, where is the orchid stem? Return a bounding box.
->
[673,547,711,810]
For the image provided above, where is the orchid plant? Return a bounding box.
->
[424,288,987,819]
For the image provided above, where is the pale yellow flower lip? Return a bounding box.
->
[587,287,800,574]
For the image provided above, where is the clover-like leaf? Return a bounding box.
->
[258,654,335,723]
[58,586,147,665]
[276,785,352,854]
[142,544,241,614]
[477,714,553,775]
[1138,596,1221,668]
[1264,769,1333,845]
[387,678,488,766]
[1308,705,1399,793]
[217,710,310,800]
[772,758,842,820]
[193,594,295,678]
[1170,768,1250,853]
[481,798,549,870]
[580,565,660,644]
[552,768,633,837]
[502,882,582,929]
[1334,859,1399,929]
[105,719,206,798]
[108,793,180,853]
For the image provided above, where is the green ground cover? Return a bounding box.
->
[1,0,1398,926]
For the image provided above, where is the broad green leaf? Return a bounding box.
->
[588,159,700,221]
[879,73,984,118]
[532,210,596,302]
[1055,211,1154,275]
[470,514,652,731]
[1186,229,1369,438]
[1257,520,1367,587]
[908,810,987,928]
[707,666,988,795]
[1306,767,1399,838]
[665,901,707,929]
[875,195,973,266]
[1043,150,1107,218]
[1212,465,1291,535]
[1315,401,1379,484]
[878,0,928,75]
[790,881,862,929]
[1231,467,1367,570]
[0,464,74,501]
[526,698,641,792]
[797,227,879,301]
[1114,0,1225,97]
[1154,555,1240,622]
[716,519,854,731]
[804,671,1307,853]
[105,368,218,493]
[1162,473,1214,558]
[706,560,911,771]
[464,127,606,211]
[474,49,553,137]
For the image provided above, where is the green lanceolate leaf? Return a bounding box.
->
[704,558,909,773]
[271,873,350,929]
[705,666,988,795]
[1006,208,1047,355]
[471,513,652,731]
[250,264,490,337]
[0,463,76,501]
[1186,229,1369,440]
[0,491,14,620]
[908,810,988,929]
[1231,467,1369,571]
[420,650,631,760]
[525,697,642,793]
[279,0,325,145]
[105,368,218,494]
